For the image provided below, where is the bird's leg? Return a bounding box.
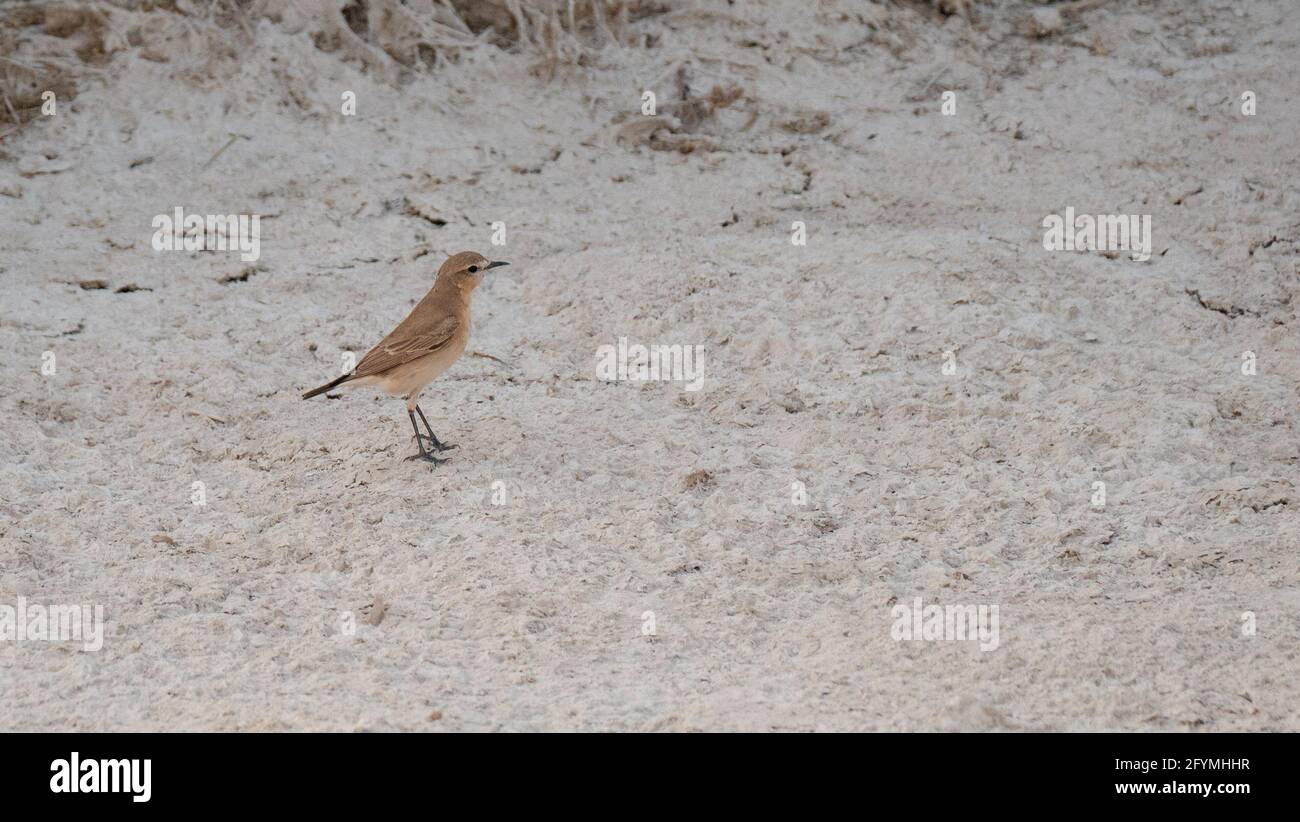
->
[403,399,440,450]
[405,409,445,465]
[415,404,456,452]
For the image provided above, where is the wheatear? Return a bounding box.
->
[302,251,508,464]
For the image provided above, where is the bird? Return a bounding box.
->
[302,250,508,464]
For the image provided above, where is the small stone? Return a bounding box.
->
[1025,8,1064,37]
[682,469,713,490]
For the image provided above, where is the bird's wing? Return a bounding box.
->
[351,314,461,379]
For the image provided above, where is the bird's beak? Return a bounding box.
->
[485,261,509,271]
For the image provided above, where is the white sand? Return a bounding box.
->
[2,0,1298,731]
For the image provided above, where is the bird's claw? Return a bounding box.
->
[415,432,456,452]
[405,451,447,466]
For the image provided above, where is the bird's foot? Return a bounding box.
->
[405,450,447,466]
[416,434,456,453]
[406,435,448,465]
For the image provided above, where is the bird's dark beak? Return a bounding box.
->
[485,261,509,271]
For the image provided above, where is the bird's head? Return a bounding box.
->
[437,251,508,294]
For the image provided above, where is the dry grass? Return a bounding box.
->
[0,3,100,138]
[308,0,672,80]
[0,1,225,138]
[0,0,672,138]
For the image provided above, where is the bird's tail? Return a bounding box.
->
[302,372,353,400]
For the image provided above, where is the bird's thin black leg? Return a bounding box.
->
[415,404,456,452]
[405,409,445,465]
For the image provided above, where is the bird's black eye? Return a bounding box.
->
[469,265,479,273]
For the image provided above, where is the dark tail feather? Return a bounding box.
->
[302,373,352,399]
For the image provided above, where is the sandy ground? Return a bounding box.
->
[2,0,1298,731]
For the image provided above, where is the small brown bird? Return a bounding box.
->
[303,250,508,464]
